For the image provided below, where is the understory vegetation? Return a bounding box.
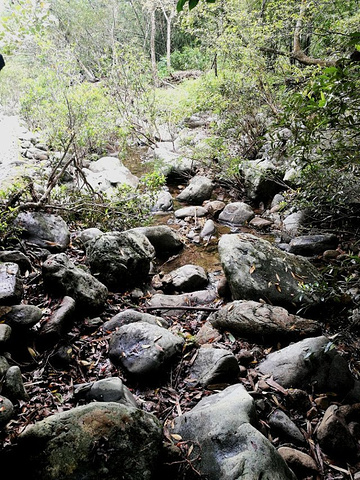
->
[0,0,359,294]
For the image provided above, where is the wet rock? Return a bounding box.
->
[288,234,338,256]
[37,296,76,347]
[218,202,255,226]
[0,263,23,306]
[189,346,240,386]
[2,304,43,330]
[316,404,358,459]
[177,175,213,204]
[42,253,108,313]
[208,300,321,342]
[3,365,29,402]
[129,225,183,256]
[15,402,162,480]
[268,409,305,445]
[258,336,355,395]
[170,384,296,480]
[174,206,207,218]
[147,289,218,316]
[102,309,168,332]
[278,447,319,478]
[0,324,11,346]
[166,264,208,292]
[0,251,32,274]
[74,377,137,408]
[86,230,155,291]
[14,212,70,252]
[109,322,184,378]
[218,233,321,310]
[0,395,14,428]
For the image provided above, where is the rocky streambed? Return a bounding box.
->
[0,112,360,479]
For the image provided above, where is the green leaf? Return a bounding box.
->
[189,0,200,10]
[176,0,188,12]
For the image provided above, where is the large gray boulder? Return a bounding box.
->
[0,262,23,305]
[74,377,137,408]
[42,253,108,313]
[86,231,155,291]
[208,300,321,342]
[177,175,214,204]
[14,212,70,252]
[288,234,338,256]
[83,156,139,192]
[15,402,162,480]
[109,322,184,377]
[218,202,255,227]
[128,225,183,256]
[218,233,321,310]
[241,159,284,202]
[171,384,296,480]
[102,309,168,332]
[147,289,218,316]
[258,336,355,395]
[165,264,208,292]
[189,346,240,386]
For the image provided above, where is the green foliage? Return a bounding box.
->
[177,0,215,12]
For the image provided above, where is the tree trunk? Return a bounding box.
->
[150,8,159,86]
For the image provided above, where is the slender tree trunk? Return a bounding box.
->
[150,8,159,86]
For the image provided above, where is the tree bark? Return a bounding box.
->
[292,0,336,67]
[150,8,159,86]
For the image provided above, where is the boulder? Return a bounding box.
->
[166,264,208,292]
[0,324,11,346]
[316,404,360,460]
[241,159,284,202]
[203,200,226,217]
[0,251,32,274]
[42,253,108,313]
[288,234,338,256]
[0,355,9,377]
[14,212,70,252]
[188,346,240,386]
[208,300,321,342]
[258,336,355,395]
[278,447,319,478]
[177,175,214,204]
[268,409,305,445]
[86,230,155,291]
[200,219,216,239]
[15,402,162,480]
[37,296,76,347]
[2,304,43,330]
[153,146,197,179]
[109,322,184,378]
[0,262,23,305]
[84,156,139,191]
[0,395,14,428]
[76,228,104,247]
[102,309,168,332]
[151,189,173,212]
[128,226,183,256]
[282,211,305,237]
[74,377,137,408]
[218,233,321,310]
[218,202,255,226]
[174,206,207,218]
[170,384,296,480]
[2,365,29,402]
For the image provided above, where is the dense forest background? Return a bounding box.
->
[0,0,359,233]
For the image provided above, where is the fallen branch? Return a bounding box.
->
[144,305,220,312]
